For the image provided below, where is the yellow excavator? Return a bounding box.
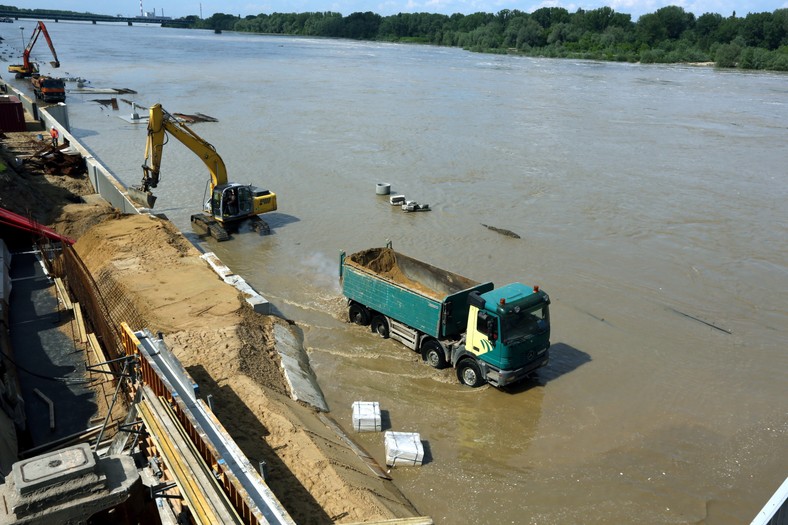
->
[132,103,277,241]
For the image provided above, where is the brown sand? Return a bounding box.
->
[347,247,440,299]
[0,132,419,523]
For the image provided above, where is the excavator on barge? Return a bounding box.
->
[131,103,277,241]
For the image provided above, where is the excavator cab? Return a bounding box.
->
[211,184,252,221]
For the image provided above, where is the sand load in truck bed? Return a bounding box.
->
[346,247,482,301]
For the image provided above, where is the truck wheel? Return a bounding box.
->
[421,340,447,369]
[371,316,389,338]
[457,359,485,388]
[348,304,370,326]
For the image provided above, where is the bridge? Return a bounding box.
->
[0,10,190,27]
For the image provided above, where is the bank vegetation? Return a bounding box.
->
[4,4,788,71]
[194,6,788,71]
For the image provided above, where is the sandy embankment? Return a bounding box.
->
[0,132,420,523]
[72,214,419,523]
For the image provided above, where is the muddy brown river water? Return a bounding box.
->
[3,21,786,524]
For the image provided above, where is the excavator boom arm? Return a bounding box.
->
[24,21,60,69]
[141,103,228,193]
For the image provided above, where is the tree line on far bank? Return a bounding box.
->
[4,4,788,71]
[187,7,788,71]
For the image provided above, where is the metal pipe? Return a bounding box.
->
[94,359,129,453]
[19,424,103,458]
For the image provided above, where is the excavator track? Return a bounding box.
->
[248,215,271,235]
[191,213,230,241]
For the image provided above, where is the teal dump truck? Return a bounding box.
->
[339,245,551,388]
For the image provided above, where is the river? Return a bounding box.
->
[2,21,786,524]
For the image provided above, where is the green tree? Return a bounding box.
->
[531,7,570,28]
[694,13,722,50]
[517,19,547,49]
[715,41,741,66]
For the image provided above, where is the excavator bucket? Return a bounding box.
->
[127,186,157,209]
[50,60,60,68]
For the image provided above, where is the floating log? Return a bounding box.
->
[481,224,521,239]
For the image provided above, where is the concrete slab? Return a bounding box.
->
[201,252,271,314]
[13,443,95,495]
[201,252,234,279]
[1,446,142,524]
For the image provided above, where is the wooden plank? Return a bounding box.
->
[87,333,112,378]
[344,518,434,525]
[53,277,73,310]
[73,302,87,344]
[34,388,55,431]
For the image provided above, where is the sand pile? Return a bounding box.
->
[348,247,439,298]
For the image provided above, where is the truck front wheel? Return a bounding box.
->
[422,340,447,369]
[371,316,389,338]
[349,304,370,326]
[457,359,485,388]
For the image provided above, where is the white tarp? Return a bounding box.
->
[384,431,424,467]
[351,401,381,432]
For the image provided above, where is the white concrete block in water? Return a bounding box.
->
[352,401,381,432]
[384,431,424,467]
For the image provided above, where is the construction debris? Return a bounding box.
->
[389,194,430,212]
[173,112,219,123]
[25,145,87,177]
[70,87,137,95]
[92,98,119,110]
[402,201,430,212]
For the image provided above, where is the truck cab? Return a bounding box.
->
[458,283,550,387]
[31,75,66,103]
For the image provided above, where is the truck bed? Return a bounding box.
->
[342,248,493,339]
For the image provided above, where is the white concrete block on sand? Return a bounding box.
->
[201,252,235,279]
[351,401,381,432]
[201,252,271,314]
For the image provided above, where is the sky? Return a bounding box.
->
[15,0,788,21]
